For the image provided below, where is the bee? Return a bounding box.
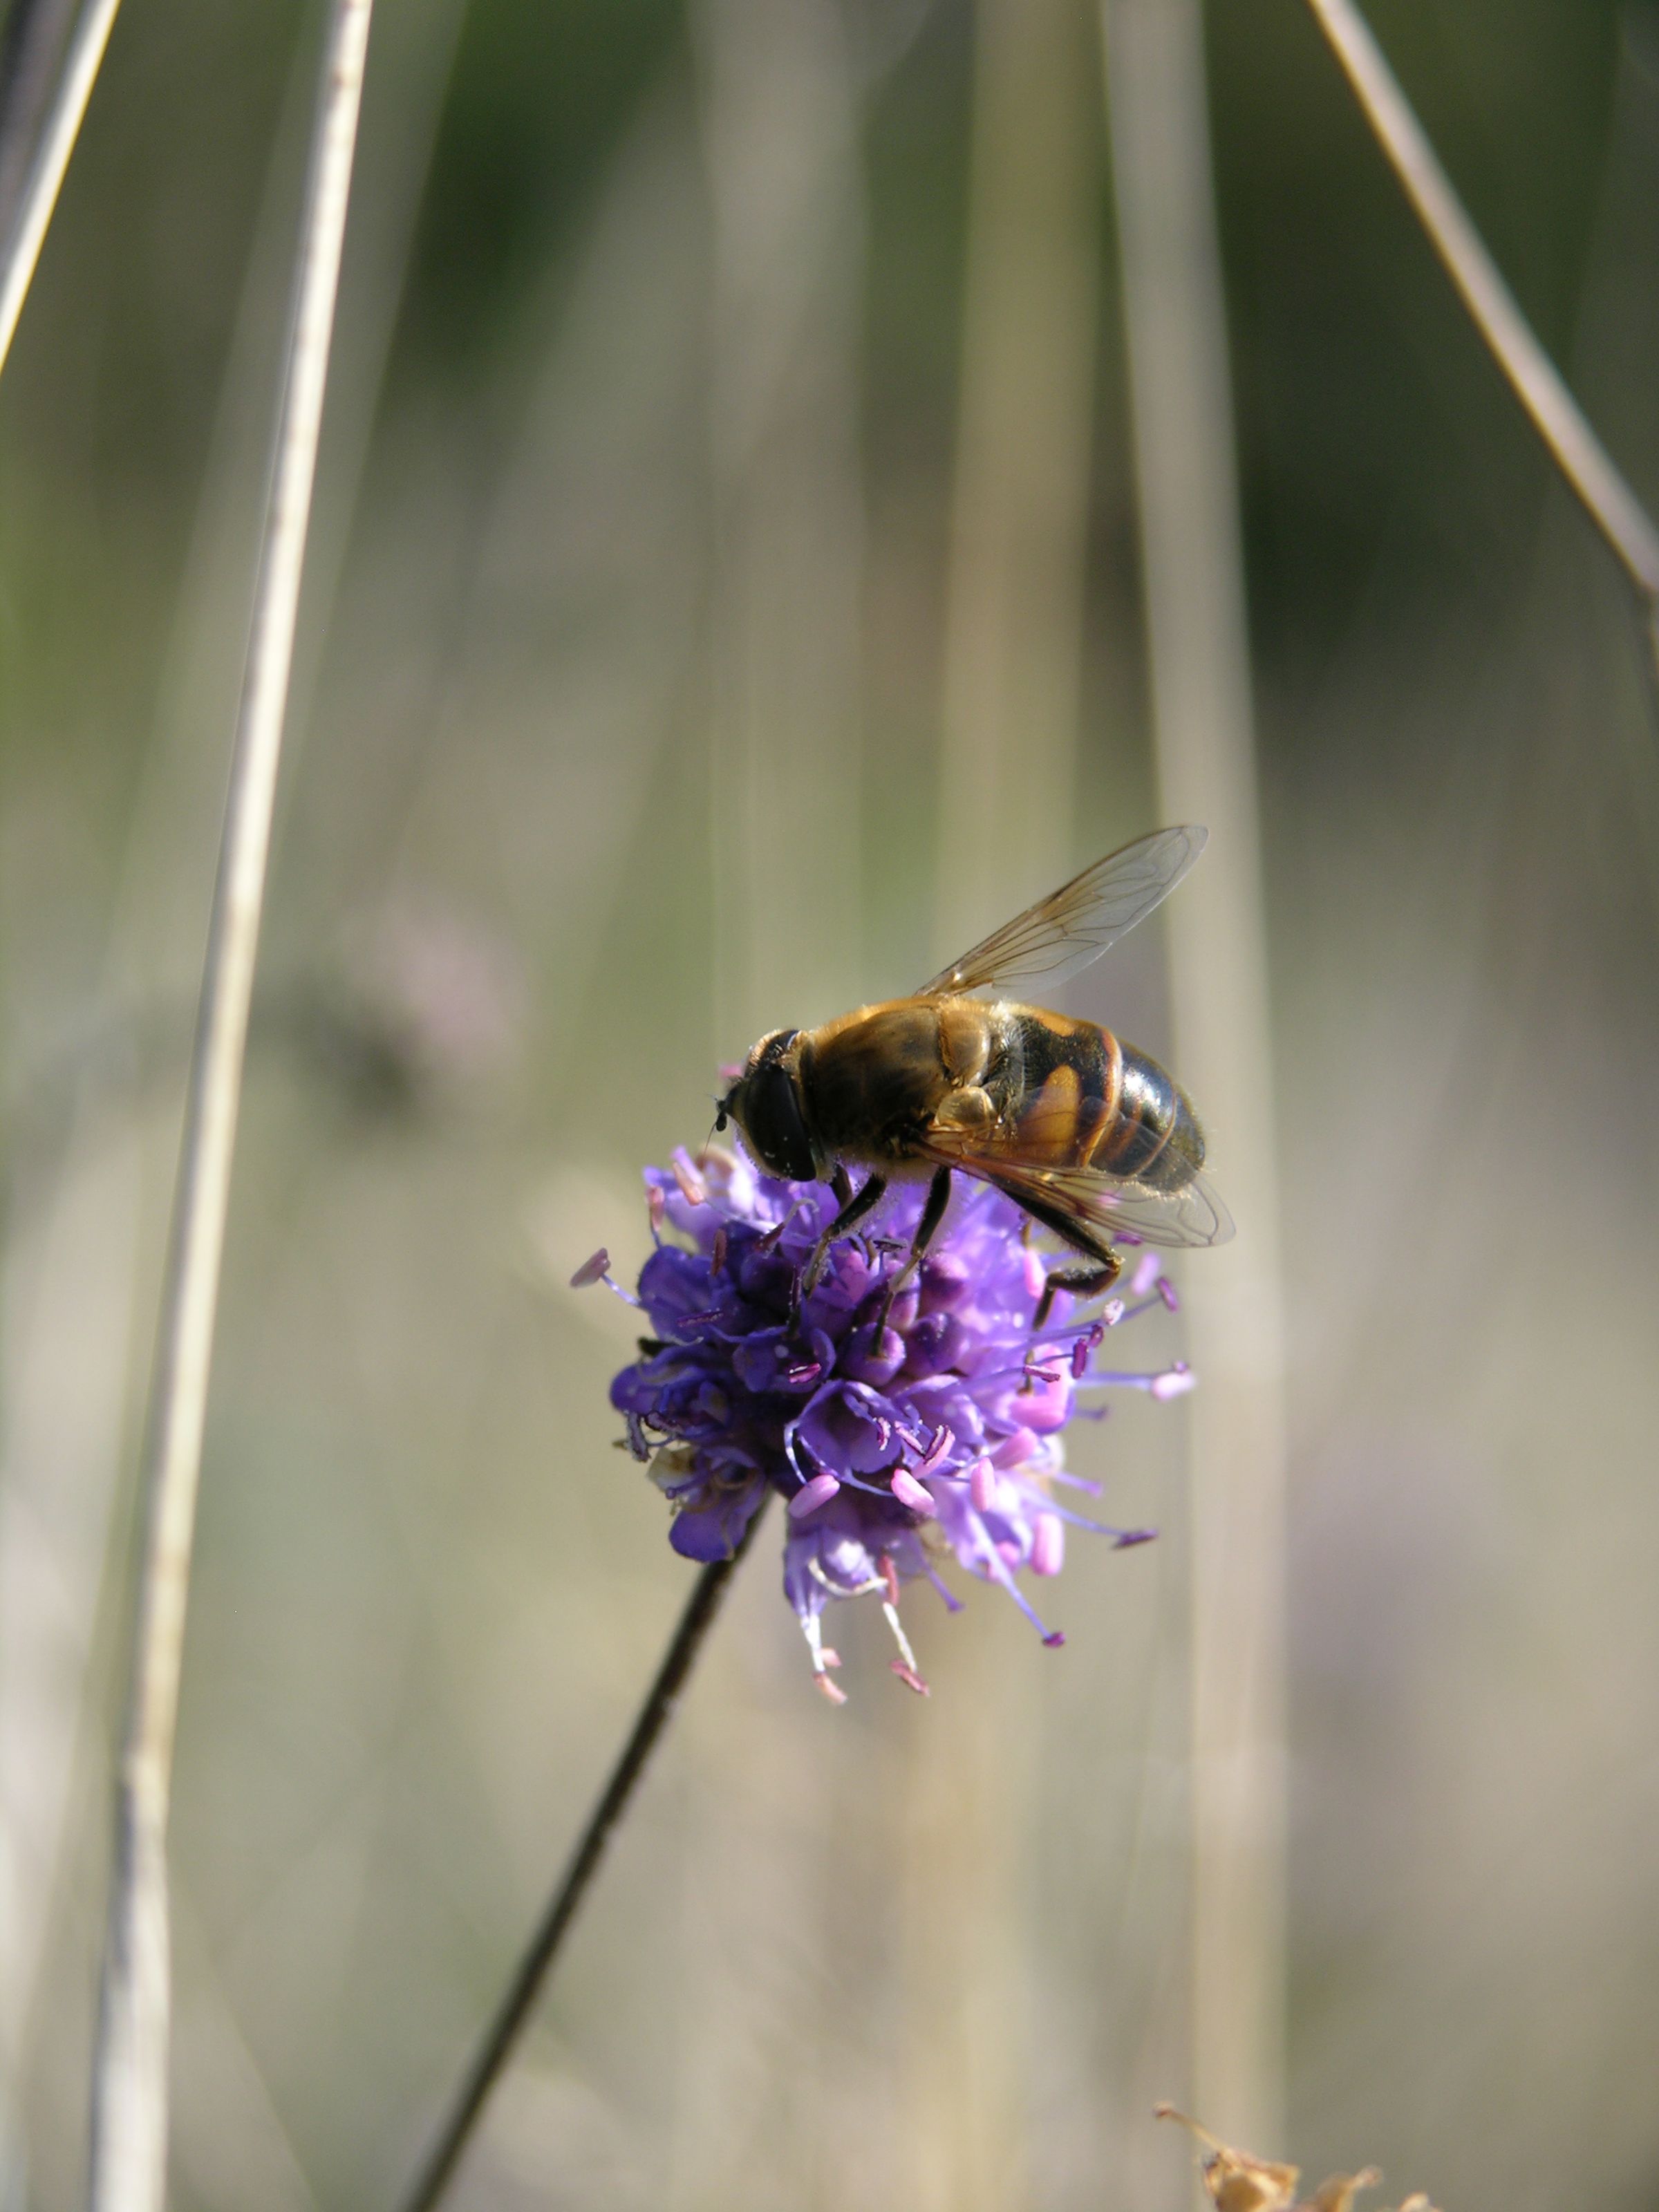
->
[715,825,1232,1328]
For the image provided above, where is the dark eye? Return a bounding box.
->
[744,1062,814,1181]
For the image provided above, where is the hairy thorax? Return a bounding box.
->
[798,1000,985,1172]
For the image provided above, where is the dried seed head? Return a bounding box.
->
[1156,2108,1441,2212]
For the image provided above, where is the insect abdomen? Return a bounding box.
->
[1098,1040,1204,1190]
[1004,1010,1203,1192]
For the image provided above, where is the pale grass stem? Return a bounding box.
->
[910,1,1101,2203]
[1302,0,1659,688]
[84,6,375,2210]
[1104,0,1290,2151]
[0,0,122,379]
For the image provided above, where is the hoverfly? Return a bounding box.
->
[715,825,1232,1329]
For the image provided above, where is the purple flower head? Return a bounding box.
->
[599,1146,1190,1701]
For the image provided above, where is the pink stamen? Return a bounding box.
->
[756,1203,799,1252]
[989,1425,1039,1469]
[917,1425,953,1474]
[1031,1512,1065,1577]
[569,1248,610,1288]
[881,1555,901,1608]
[710,1226,728,1277]
[970,1459,996,1512]
[648,1185,666,1233]
[1130,1250,1162,1297]
[1051,1468,1105,1495]
[672,1153,708,1206]
[1022,1247,1046,1301]
[891,1470,935,1517]
[1156,1275,1179,1312]
[1150,1363,1195,1400]
[815,1673,849,1705]
[927,1571,964,1613]
[890,1660,930,1697]
[789,1472,842,1519]
[1042,1630,1067,1649]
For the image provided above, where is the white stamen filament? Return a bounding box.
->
[881,1600,921,1676]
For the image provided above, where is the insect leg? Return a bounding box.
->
[1033,1250,1122,1333]
[802,1171,889,1294]
[1002,1184,1124,1331]
[875,1165,953,1330]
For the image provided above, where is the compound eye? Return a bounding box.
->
[744,1062,814,1182]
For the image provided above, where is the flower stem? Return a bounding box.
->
[399,1504,768,2212]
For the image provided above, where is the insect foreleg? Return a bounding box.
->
[802,1170,889,1295]
[875,1165,953,1332]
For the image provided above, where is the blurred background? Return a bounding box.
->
[3,0,1658,2206]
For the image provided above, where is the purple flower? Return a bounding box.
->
[595,1147,1189,1701]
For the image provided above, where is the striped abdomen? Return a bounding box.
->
[995,1004,1203,1193]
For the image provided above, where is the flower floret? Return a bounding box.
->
[599,1147,1185,1698]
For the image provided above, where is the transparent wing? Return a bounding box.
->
[1056,1165,1235,1250]
[920,1135,1235,1252]
[915,825,1207,1000]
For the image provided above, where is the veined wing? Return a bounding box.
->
[919,1132,1235,1252]
[915,825,1207,1000]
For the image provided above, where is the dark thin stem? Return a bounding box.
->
[1300,0,1659,695]
[399,1504,768,2212]
[0,0,124,381]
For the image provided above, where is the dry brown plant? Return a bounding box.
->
[1158,2104,1443,2212]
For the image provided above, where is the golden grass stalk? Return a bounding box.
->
[1103,0,1290,2154]
[0,0,123,379]
[693,0,866,1047]
[935,0,1099,954]
[911,3,1099,2206]
[84,6,375,2207]
[1302,0,1659,682]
